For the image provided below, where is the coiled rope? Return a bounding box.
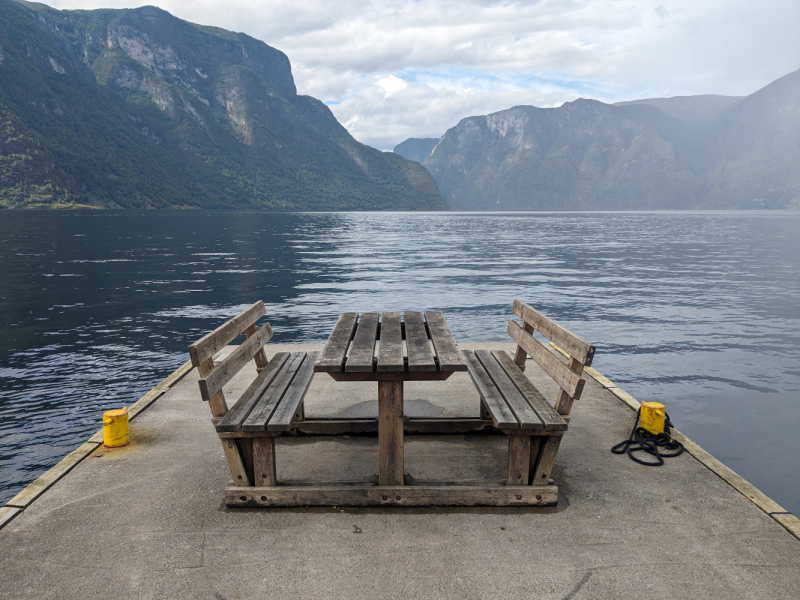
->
[611,407,684,466]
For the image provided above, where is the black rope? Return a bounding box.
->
[611,407,684,466]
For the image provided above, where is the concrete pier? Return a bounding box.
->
[0,343,798,599]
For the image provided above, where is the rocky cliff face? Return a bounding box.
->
[0,0,449,209]
[421,71,799,210]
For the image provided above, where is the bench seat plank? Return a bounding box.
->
[425,311,467,371]
[492,350,568,431]
[475,350,544,430]
[315,313,358,372]
[377,313,404,372]
[462,350,518,429]
[405,311,436,372]
[346,313,379,372]
[242,352,306,432]
[268,351,318,432]
[216,353,290,432]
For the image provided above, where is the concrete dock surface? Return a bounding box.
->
[1,343,798,599]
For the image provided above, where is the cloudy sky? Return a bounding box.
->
[48,0,799,150]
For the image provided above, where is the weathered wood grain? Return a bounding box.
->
[225,485,559,507]
[221,439,252,486]
[315,313,358,372]
[215,353,290,432]
[198,323,273,401]
[378,380,404,485]
[188,301,266,366]
[532,436,562,485]
[377,312,404,372]
[345,312,379,372]
[252,438,277,486]
[492,350,567,431]
[507,320,584,399]
[404,311,436,371]
[425,311,466,371]
[197,357,228,417]
[514,322,534,369]
[268,352,318,432]
[475,350,543,430]
[242,352,306,432]
[507,434,531,486]
[245,323,269,371]
[512,299,595,365]
[461,350,518,429]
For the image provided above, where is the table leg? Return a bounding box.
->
[378,380,404,485]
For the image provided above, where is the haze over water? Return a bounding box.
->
[1,210,798,513]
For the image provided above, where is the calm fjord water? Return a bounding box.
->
[1,211,798,513]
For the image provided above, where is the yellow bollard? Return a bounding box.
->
[103,407,129,447]
[640,402,666,435]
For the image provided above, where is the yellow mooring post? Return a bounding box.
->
[103,407,129,447]
[640,402,666,435]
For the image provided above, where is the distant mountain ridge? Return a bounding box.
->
[399,71,799,210]
[393,138,439,163]
[0,0,450,209]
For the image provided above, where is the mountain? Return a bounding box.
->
[0,0,450,210]
[614,95,743,125]
[393,138,439,163]
[417,70,800,210]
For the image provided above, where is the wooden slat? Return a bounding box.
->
[555,356,585,415]
[345,312,379,372]
[268,352,318,432]
[245,324,269,371]
[425,311,466,371]
[507,434,531,486]
[188,301,266,366]
[513,322,534,369]
[378,380,404,485]
[475,350,543,430]
[252,438,276,486]
[221,439,251,486]
[492,350,567,431]
[198,323,273,401]
[315,312,358,372]
[242,352,306,432]
[461,350,518,429]
[507,320,584,399]
[404,311,436,371]
[377,312,404,372]
[512,299,595,365]
[225,485,558,507]
[532,436,562,484]
[215,353,290,432]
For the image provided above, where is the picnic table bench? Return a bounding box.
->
[188,300,595,507]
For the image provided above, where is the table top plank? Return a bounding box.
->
[345,312,379,372]
[425,311,467,371]
[475,350,544,430]
[315,313,358,373]
[377,312,404,372]
[404,311,436,372]
[242,352,306,431]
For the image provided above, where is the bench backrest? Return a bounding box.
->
[187,301,272,418]
[507,299,596,416]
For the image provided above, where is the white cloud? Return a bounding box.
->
[47,0,800,149]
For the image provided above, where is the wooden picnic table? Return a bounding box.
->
[314,311,467,485]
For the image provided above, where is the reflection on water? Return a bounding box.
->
[1,211,799,512]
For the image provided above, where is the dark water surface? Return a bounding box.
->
[1,211,798,513]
